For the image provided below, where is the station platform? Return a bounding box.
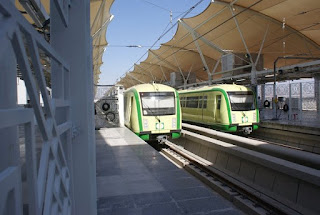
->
[260,109,320,129]
[254,109,320,154]
[95,127,242,215]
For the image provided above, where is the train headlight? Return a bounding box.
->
[232,114,236,123]
[172,118,176,128]
[253,112,256,122]
[143,119,149,129]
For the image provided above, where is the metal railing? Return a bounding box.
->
[0,1,73,214]
[258,80,320,124]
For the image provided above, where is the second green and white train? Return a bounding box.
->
[179,84,259,134]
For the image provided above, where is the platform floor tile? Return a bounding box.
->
[96,127,243,215]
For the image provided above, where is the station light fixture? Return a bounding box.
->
[236,78,246,82]
[265,74,274,78]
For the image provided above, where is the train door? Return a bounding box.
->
[124,95,133,128]
[129,96,135,127]
[215,94,221,123]
[203,93,213,124]
[200,93,207,121]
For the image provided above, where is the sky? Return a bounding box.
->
[98,0,212,85]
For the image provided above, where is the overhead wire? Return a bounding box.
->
[121,0,264,85]
[141,0,201,14]
[152,0,264,68]
[119,0,207,81]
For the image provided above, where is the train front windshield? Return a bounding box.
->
[140,92,175,116]
[228,91,255,111]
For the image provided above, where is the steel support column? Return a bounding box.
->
[179,20,226,55]
[229,6,254,66]
[273,83,277,119]
[128,73,145,84]
[159,65,168,82]
[0,30,22,215]
[179,20,227,84]
[315,75,320,116]
[172,53,188,88]
[185,65,194,89]
[251,24,269,87]
[211,59,221,77]
[92,15,114,40]
[180,22,210,83]
[289,83,292,120]
[51,0,96,214]
[260,84,265,120]
[140,62,170,82]
[255,24,269,68]
[134,64,155,81]
[299,83,303,121]
[228,4,258,87]
[117,86,124,127]
[149,50,180,72]
[126,75,138,86]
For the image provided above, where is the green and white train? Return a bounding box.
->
[179,84,259,134]
[124,83,181,141]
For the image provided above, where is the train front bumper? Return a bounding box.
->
[137,129,181,141]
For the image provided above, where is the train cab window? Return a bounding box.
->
[216,95,221,110]
[140,92,175,116]
[228,91,255,111]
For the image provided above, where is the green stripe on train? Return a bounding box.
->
[172,132,181,139]
[175,90,181,129]
[132,89,143,132]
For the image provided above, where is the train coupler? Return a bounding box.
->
[156,135,167,144]
[242,126,253,135]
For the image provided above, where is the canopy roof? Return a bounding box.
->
[118,0,320,89]
[15,0,114,87]
[91,0,114,85]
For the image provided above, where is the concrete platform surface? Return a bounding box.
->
[96,127,242,215]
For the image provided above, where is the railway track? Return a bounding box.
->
[160,124,320,215]
[251,122,320,154]
[161,141,281,215]
[182,123,320,170]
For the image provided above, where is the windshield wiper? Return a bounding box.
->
[141,100,160,122]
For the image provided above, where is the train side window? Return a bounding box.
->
[180,96,185,107]
[203,96,207,109]
[186,96,198,108]
[216,95,221,110]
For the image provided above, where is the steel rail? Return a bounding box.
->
[182,123,320,169]
[161,140,297,215]
[162,126,320,215]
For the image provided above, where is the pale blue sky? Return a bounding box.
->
[99,0,211,85]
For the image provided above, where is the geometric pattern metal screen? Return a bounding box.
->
[0,1,72,214]
[259,80,317,110]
